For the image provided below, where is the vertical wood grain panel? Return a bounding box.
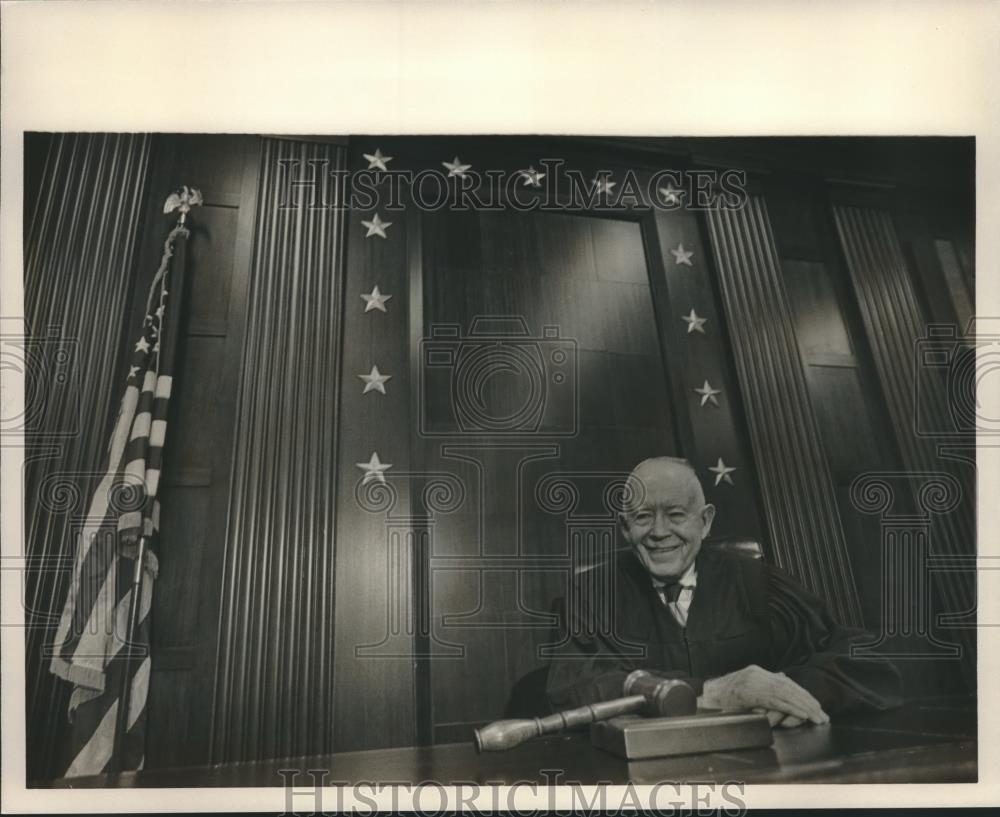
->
[131,135,263,769]
[211,138,345,762]
[331,138,418,751]
[831,203,975,683]
[23,133,153,780]
[705,197,863,626]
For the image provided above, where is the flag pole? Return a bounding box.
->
[109,188,199,775]
[110,532,151,775]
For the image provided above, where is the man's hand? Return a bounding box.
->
[698,665,829,725]
[751,709,806,728]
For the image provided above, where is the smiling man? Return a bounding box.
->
[545,457,902,727]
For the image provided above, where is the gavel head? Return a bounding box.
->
[623,670,698,717]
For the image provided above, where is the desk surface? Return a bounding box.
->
[44,696,976,788]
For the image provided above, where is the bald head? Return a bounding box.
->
[624,457,705,514]
[620,456,715,580]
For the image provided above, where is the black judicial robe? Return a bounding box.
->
[546,546,903,715]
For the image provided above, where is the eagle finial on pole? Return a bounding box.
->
[163,185,204,226]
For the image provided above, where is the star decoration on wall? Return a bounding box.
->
[694,380,722,407]
[659,183,684,206]
[359,365,392,395]
[363,148,393,171]
[518,166,546,187]
[709,458,737,486]
[356,452,392,485]
[361,213,392,239]
[361,285,392,313]
[135,336,150,353]
[592,175,616,195]
[128,365,139,379]
[671,243,694,266]
[682,308,707,334]
[443,156,472,177]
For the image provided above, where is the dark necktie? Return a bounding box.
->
[662,582,683,605]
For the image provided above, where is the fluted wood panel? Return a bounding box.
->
[23,133,153,780]
[211,139,346,762]
[832,204,976,679]
[705,198,863,626]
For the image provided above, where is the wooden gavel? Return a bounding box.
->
[474,669,697,752]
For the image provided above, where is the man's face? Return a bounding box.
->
[620,462,715,581]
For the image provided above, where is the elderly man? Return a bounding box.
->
[546,457,902,727]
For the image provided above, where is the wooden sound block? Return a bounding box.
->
[590,710,773,759]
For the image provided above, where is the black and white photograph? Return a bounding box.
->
[2,2,997,814]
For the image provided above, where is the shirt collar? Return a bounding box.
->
[650,561,698,591]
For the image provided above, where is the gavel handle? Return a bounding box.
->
[474,695,647,752]
[541,694,648,731]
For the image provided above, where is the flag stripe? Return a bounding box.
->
[129,412,151,441]
[154,375,172,400]
[51,532,117,686]
[50,383,142,661]
[64,695,116,777]
[149,419,166,448]
[64,640,152,777]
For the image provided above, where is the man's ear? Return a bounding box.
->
[700,503,716,538]
[618,512,629,537]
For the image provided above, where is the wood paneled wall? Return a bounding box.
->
[135,135,263,769]
[831,199,976,686]
[762,177,906,635]
[211,138,347,762]
[25,136,975,774]
[705,195,864,626]
[23,133,153,780]
[351,137,769,743]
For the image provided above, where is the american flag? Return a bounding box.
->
[49,223,189,777]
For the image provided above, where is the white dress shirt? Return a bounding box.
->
[651,562,697,627]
